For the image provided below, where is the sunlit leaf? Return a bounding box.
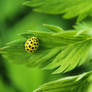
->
[33,71,92,92]
[24,0,92,22]
[0,24,92,74]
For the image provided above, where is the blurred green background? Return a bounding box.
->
[0,0,75,92]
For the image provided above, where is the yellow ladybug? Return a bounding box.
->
[25,37,39,53]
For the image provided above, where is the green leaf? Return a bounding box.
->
[33,71,92,92]
[0,24,92,74]
[45,39,92,74]
[24,0,92,22]
[76,11,90,23]
[43,24,64,33]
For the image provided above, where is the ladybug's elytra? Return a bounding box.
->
[25,37,39,53]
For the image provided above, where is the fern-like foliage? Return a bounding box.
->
[0,23,92,74]
[24,0,92,22]
[33,71,92,92]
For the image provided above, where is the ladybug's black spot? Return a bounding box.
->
[31,42,32,44]
[27,49,29,51]
[32,47,34,49]
[30,50,32,52]
[37,43,39,45]
[35,47,37,48]
[29,45,31,48]
[34,43,36,45]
